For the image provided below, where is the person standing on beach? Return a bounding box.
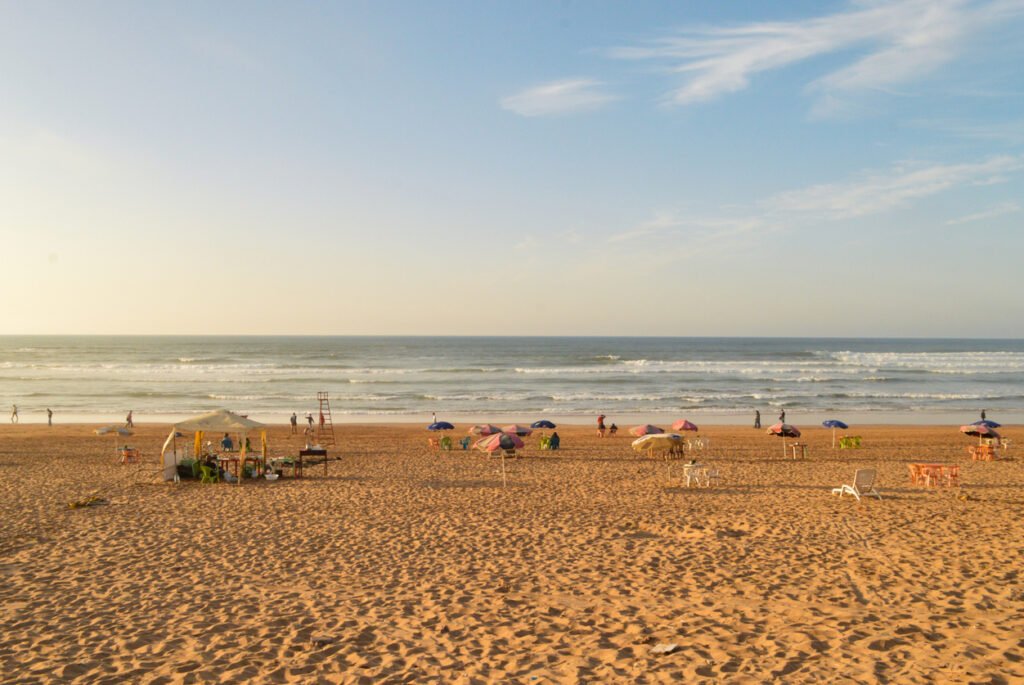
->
[754,410,761,429]
[47,408,53,426]
[597,414,606,438]
[305,412,313,430]
[11,404,18,424]
[125,410,134,428]
[779,409,785,423]
[290,413,298,434]
[981,409,987,420]
[432,411,436,424]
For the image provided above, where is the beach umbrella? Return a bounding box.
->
[960,424,1000,443]
[631,433,683,459]
[475,432,525,453]
[822,419,849,448]
[502,424,534,436]
[95,425,133,450]
[767,423,800,456]
[671,419,698,432]
[468,424,502,436]
[629,424,664,437]
[531,420,556,429]
[427,421,455,431]
[971,419,1001,429]
[475,432,524,488]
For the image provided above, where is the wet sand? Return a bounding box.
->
[1,423,1021,683]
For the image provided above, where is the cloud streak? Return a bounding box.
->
[613,154,1024,246]
[768,155,1023,220]
[500,79,617,117]
[608,0,1024,109]
[945,201,1022,225]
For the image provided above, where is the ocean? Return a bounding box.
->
[1,336,1022,425]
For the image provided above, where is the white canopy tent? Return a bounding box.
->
[160,409,267,481]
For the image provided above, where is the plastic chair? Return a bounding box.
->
[199,464,219,484]
[428,437,440,451]
[440,436,453,451]
[459,436,471,450]
[832,468,882,501]
[539,436,551,450]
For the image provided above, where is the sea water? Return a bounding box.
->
[1,336,1022,425]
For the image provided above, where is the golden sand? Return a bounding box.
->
[1,423,1022,683]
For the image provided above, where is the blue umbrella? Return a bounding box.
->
[972,419,1001,429]
[822,419,849,448]
[427,421,454,431]
[531,420,556,429]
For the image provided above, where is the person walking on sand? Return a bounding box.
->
[597,414,606,438]
[11,404,18,424]
[125,410,134,428]
[754,410,761,429]
[779,409,785,423]
[305,412,313,430]
[47,408,53,427]
[290,412,298,434]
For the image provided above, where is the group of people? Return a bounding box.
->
[596,414,618,437]
[10,404,55,426]
[289,412,321,435]
[751,409,786,429]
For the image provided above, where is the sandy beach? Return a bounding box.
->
[1,422,1022,683]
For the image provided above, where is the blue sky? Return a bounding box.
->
[1,1,1022,336]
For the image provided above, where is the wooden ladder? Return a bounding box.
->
[316,391,336,447]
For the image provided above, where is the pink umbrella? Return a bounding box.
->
[960,424,1000,444]
[468,424,502,436]
[767,422,800,456]
[502,424,534,436]
[629,424,664,437]
[475,432,524,487]
[475,432,525,453]
[671,419,698,432]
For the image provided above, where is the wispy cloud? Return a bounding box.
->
[768,155,1023,220]
[945,201,1022,225]
[608,0,1024,110]
[500,79,617,117]
[613,155,1024,249]
[915,118,1024,145]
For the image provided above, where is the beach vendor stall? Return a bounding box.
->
[160,409,267,482]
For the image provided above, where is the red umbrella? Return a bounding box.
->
[767,423,801,457]
[671,419,698,432]
[629,424,665,437]
[475,432,525,453]
[468,424,502,436]
[502,424,534,436]
[960,424,1000,444]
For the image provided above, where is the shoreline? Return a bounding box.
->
[8,409,1020,427]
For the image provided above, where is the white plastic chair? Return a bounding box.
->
[832,468,882,502]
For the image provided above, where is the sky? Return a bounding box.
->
[1,0,1023,337]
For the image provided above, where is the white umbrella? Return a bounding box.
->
[95,425,133,449]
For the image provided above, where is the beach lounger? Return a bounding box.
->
[832,468,881,502]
